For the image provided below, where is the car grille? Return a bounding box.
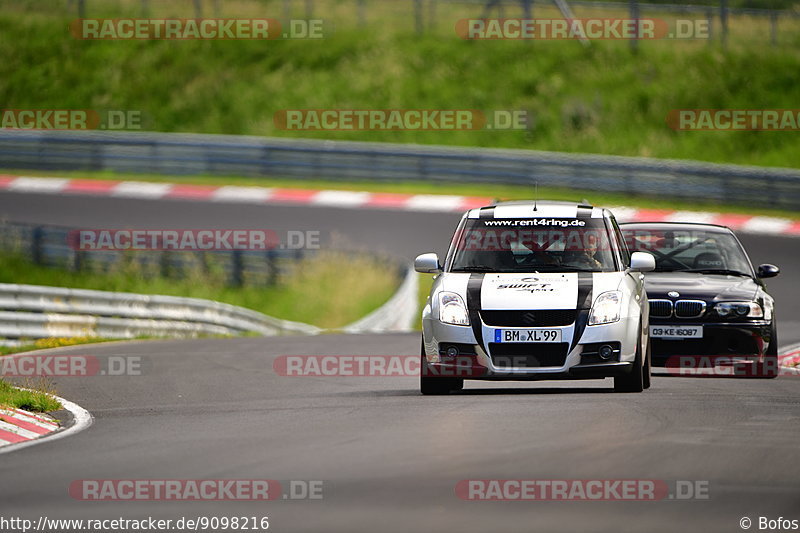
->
[487,343,570,368]
[649,300,673,318]
[674,300,707,318]
[480,310,577,327]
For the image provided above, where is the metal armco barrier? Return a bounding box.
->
[0,283,322,346]
[0,130,798,208]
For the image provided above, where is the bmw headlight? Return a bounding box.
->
[439,292,470,326]
[588,291,622,326]
[715,302,763,318]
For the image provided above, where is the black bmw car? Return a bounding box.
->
[620,222,779,377]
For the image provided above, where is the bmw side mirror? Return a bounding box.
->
[414,253,442,274]
[629,251,656,272]
[757,264,780,278]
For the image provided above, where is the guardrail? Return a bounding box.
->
[0,283,322,346]
[0,221,311,288]
[1,130,798,209]
[0,219,418,344]
[0,267,420,345]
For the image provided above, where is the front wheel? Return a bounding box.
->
[615,337,645,393]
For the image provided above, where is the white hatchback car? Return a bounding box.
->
[416,201,656,394]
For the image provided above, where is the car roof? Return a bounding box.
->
[466,200,607,220]
[618,221,734,233]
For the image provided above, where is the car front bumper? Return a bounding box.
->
[422,314,641,380]
[649,320,773,366]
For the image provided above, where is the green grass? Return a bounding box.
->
[1,2,799,168]
[0,379,61,412]
[0,336,124,356]
[0,252,400,329]
[10,168,800,219]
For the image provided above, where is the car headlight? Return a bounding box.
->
[439,292,470,326]
[715,302,763,318]
[588,291,622,326]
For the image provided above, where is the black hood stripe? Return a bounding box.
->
[571,272,594,350]
[466,273,485,350]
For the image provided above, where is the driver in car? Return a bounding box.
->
[562,232,602,269]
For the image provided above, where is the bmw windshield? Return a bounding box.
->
[446,217,619,273]
[621,227,753,276]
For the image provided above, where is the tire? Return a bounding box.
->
[642,339,652,390]
[615,336,645,393]
[756,323,779,379]
[420,339,462,395]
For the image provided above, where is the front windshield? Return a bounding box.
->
[447,217,618,273]
[621,227,753,276]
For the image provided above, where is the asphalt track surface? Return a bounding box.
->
[0,191,798,533]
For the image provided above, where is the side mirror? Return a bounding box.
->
[757,264,780,279]
[629,251,655,272]
[414,253,441,274]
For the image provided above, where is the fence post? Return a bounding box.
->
[357,0,366,27]
[231,250,244,287]
[160,251,171,278]
[719,0,728,48]
[706,8,713,43]
[77,0,86,18]
[267,251,278,286]
[284,0,291,20]
[193,0,203,18]
[428,0,437,32]
[31,227,44,264]
[770,11,778,46]
[629,0,639,54]
[141,0,149,17]
[305,0,313,18]
[414,0,423,34]
[72,249,85,272]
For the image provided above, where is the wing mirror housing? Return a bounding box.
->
[414,253,441,274]
[757,264,780,278]
[629,251,656,272]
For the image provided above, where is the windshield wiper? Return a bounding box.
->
[678,269,752,277]
[450,265,497,272]
[540,265,598,272]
